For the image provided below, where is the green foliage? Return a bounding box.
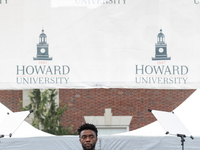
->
[22,89,75,135]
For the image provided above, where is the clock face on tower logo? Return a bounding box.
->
[33,29,52,60]
[159,48,164,53]
[152,29,171,61]
[40,48,45,53]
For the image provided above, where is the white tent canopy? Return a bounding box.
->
[118,89,200,137]
[0,103,53,138]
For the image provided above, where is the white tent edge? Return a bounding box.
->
[116,89,200,137]
[0,103,53,138]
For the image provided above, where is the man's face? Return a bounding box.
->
[79,129,97,150]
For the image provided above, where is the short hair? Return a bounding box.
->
[78,123,98,137]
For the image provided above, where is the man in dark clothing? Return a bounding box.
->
[78,123,98,150]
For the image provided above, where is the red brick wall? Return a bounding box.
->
[0,90,22,112]
[59,89,195,132]
[0,89,196,133]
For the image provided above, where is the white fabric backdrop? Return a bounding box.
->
[0,135,200,150]
[0,0,200,89]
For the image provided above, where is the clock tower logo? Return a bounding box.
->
[33,29,52,60]
[152,29,171,61]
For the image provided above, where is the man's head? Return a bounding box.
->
[78,123,98,150]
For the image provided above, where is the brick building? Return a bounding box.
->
[0,89,195,135]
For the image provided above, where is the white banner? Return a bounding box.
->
[0,0,200,89]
